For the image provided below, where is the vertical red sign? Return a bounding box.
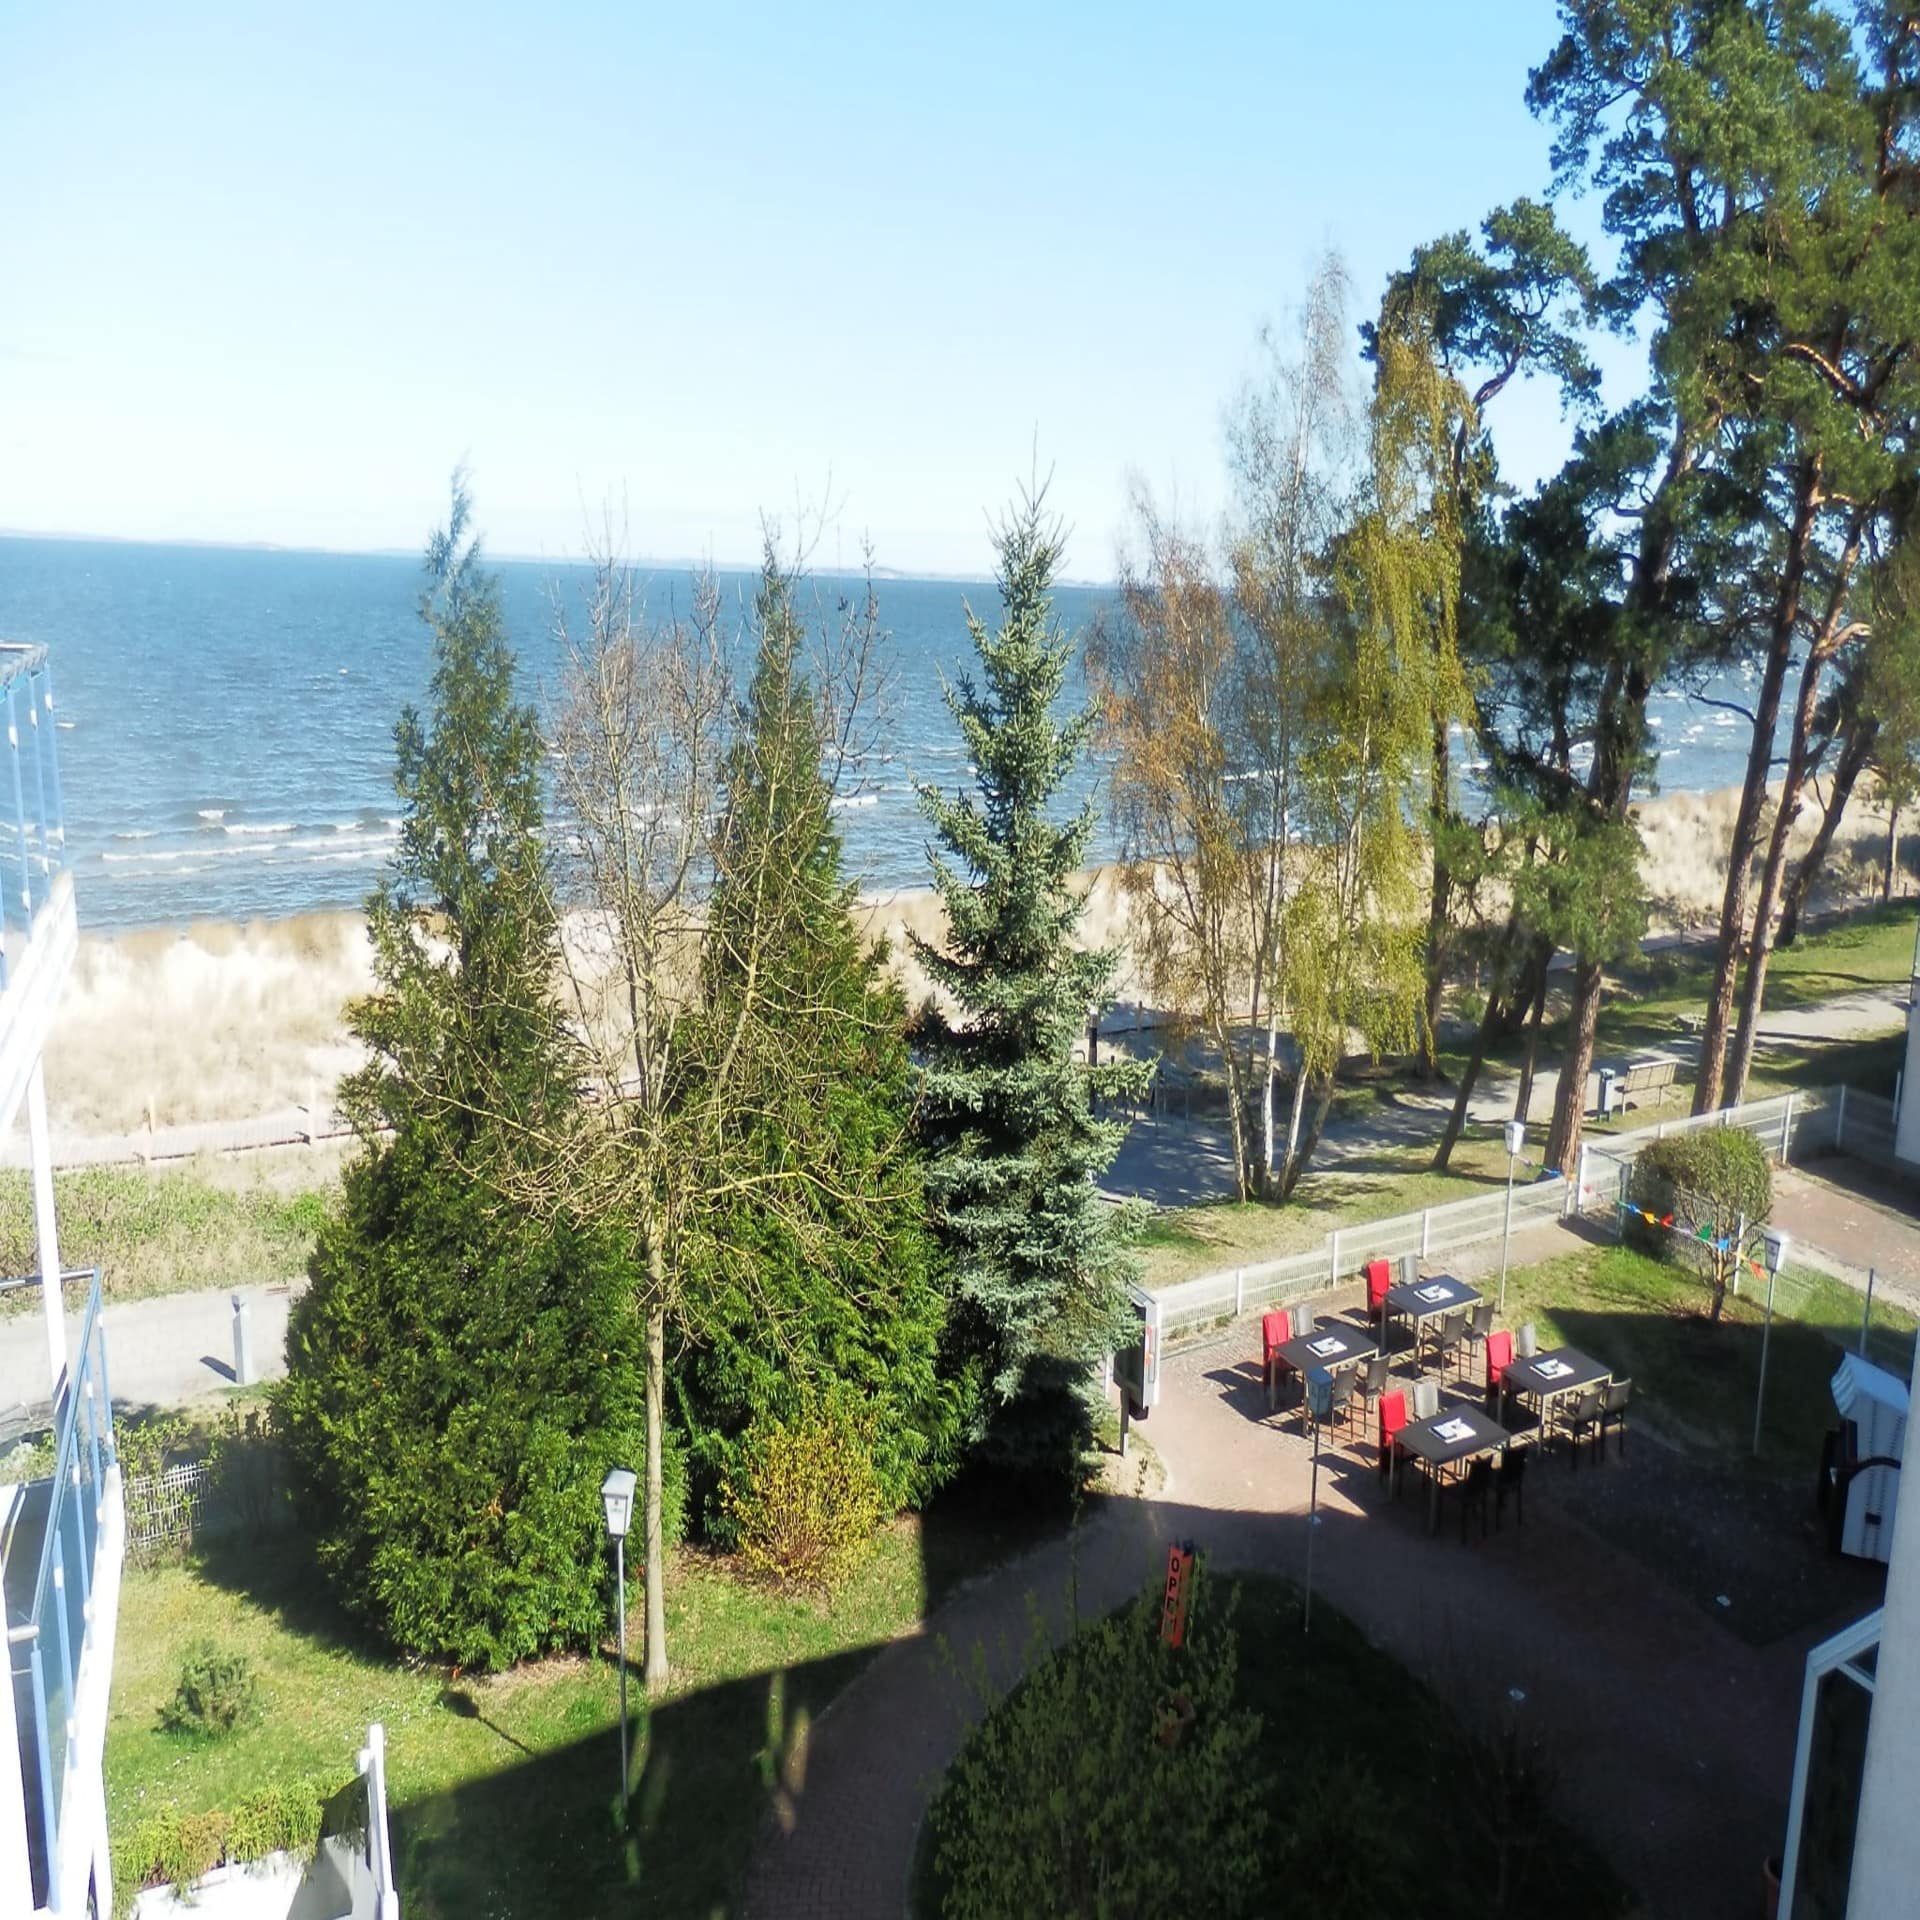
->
[1161,1543,1196,1648]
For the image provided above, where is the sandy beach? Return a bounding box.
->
[38,779,1912,1140]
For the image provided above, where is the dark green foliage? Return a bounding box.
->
[913,492,1153,1478]
[158,1641,258,1739]
[279,480,658,1669]
[1627,1128,1774,1321]
[930,1566,1269,1919]
[678,555,959,1530]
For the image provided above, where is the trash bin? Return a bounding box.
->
[1596,1066,1618,1118]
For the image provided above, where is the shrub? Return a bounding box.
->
[722,1400,885,1591]
[111,1781,324,1910]
[930,1562,1270,1918]
[1626,1127,1773,1320]
[158,1640,260,1739]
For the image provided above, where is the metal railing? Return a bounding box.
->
[0,646,67,991]
[1143,1087,1851,1342]
[6,1269,113,1910]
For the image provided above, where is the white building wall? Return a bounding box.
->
[1896,969,1920,1166]
[1848,1411,1920,1911]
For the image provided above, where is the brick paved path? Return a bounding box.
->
[744,1237,1843,1920]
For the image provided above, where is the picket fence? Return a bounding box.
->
[1143,1084,1852,1342]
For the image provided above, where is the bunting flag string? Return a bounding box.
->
[1618,1203,1767,1279]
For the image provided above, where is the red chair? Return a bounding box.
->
[1485,1330,1514,1415]
[1365,1257,1393,1326]
[1261,1309,1294,1411]
[1378,1389,1409,1493]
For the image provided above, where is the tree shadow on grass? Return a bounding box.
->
[392,1643,881,1920]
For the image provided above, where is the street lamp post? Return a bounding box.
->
[1499,1118,1526,1315]
[601,1467,637,1813]
[1304,1367,1332,1635]
[1753,1230,1790,1458]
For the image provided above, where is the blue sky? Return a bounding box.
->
[0,2,1626,578]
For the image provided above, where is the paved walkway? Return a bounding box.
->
[0,1279,298,1422]
[742,1231,1836,1920]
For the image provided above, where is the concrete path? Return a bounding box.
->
[0,1279,298,1423]
[742,1230,1835,1920]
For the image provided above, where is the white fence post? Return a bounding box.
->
[1329,1229,1340,1288]
[1420,1209,1432,1259]
[1837,1084,1849,1153]
[1573,1144,1589,1219]
[1234,1268,1245,1317]
[1782,1090,1795,1164]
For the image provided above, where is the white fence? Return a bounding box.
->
[125,1460,211,1557]
[1145,1085,1853,1342]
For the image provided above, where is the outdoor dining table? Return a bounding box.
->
[1397,1402,1509,1534]
[1501,1346,1611,1441]
[1273,1323,1377,1424]
[1382,1272,1481,1371]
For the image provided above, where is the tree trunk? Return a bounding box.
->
[643,1281,669,1693]
[1274,1074,1336,1203]
[1693,460,1821,1115]
[1544,956,1604,1176]
[1779,718,1874,946]
[1725,641,1833,1108]
[1420,715,1453,1078]
[1433,917,1521,1171]
[1886,802,1900,904]
[1511,941,1551,1126]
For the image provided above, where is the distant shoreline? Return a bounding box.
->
[32,777,1910,1143]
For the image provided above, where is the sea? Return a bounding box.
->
[0,534,1770,936]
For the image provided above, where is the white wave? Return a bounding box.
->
[197,808,227,822]
[831,794,879,812]
[224,822,296,836]
[111,829,158,841]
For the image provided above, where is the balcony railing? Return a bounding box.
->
[6,1271,112,1910]
[0,647,67,993]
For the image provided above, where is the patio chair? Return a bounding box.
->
[1378,1390,1410,1493]
[1563,1386,1605,1467]
[1496,1444,1527,1529]
[1295,1302,1317,1338]
[1352,1351,1391,1426]
[1324,1369,1357,1438]
[1460,1456,1495,1543]
[1261,1310,1294,1412]
[1432,1310,1469,1380]
[1412,1378,1441,1421]
[1365,1257,1393,1326]
[1516,1321,1539,1359]
[1467,1300,1495,1343]
[1484,1330,1514,1415]
[1599,1377,1633,1459]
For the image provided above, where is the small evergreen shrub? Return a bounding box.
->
[723,1401,884,1591]
[930,1562,1270,1917]
[1626,1127,1773,1319]
[158,1640,259,1738]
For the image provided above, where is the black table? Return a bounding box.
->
[1274,1324,1378,1426]
[1502,1347,1611,1439]
[1383,1273,1481,1370]
[1398,1403,1509,1533]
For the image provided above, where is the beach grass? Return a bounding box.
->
[0,1159,327,1312]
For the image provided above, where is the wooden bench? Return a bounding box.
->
[1604,1056,1680,1116]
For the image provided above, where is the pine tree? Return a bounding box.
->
[913,491,1151,1479]
[679,553,960,1526]
[279,479,652,1669]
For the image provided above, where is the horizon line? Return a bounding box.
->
[0,525,1116,592]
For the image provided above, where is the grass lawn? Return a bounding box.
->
[1137,1132,1513,1288]
[0,1160,329,1314]
[916,1572,1632,1919]
[109,1517,946,1919]
[1495,1241,1916,1478]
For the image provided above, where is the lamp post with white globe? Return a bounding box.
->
[602,1467,637,1812]
[1499,1118,1527,1314]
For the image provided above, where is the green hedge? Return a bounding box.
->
[111,1781,324,1915]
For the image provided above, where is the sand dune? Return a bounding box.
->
[39,780,1912,1137]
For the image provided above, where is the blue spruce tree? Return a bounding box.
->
[914,490,1152,1480]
